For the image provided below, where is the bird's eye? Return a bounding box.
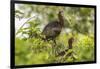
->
[60,11,63,14]
[59,11,63,14]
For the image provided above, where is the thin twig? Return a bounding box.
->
[16,16,36,35]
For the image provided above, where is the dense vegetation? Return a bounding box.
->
[15,4,95,65]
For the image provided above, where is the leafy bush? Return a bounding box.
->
[15,33,94,65]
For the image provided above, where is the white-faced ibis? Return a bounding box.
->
[42,11,64,44]
[56,37,74,57]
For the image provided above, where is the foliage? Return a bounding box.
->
[15,4,95,65]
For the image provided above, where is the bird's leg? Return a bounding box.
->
[53,39,57,45]
[52,39,57,56]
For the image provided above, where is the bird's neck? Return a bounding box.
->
[58,16,64,27]
[68,43,72,49]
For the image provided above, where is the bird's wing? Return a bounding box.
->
[42,20,62,37]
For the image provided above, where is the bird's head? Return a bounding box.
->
[58,11,64,26]
[58,11,64,19]
[69,37,74,44]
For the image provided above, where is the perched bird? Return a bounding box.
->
[42,11,64,44]
[56,37,74,57]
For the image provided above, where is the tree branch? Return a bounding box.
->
[16,16,36,35]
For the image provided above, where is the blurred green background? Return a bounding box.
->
[15,4,95,65]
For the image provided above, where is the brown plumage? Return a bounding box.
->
[42,11,64,43]
[56,37,74,57]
